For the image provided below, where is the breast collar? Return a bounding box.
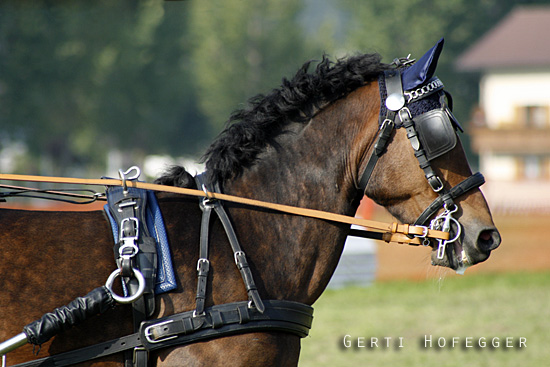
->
[357,68,485,254]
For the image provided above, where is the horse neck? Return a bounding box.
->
[221,84,380,304]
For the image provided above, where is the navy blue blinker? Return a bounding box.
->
[402,38,444,91]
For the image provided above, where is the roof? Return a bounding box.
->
[457,6,550,71]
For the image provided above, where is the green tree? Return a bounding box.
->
[0,0,207,175]
[188,0,319,131]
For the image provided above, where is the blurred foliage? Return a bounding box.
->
[0,0,207,175]
[188,0,321,131]
[0,0,548,175]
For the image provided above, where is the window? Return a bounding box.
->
[518,105,549,128]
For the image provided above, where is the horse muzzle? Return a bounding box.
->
[430,223,501,273]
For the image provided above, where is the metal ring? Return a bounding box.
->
[445,217,462,244]
[105,267,146,304]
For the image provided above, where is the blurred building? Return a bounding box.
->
[457,6,550,214]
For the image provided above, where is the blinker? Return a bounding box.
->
[414,109,457,161]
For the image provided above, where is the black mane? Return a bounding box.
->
[157,53,389,187]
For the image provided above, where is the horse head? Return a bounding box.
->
[361,39,501,272]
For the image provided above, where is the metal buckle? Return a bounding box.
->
[414,226,429,239]
[379,118,394,131]
[119,217,139,241]
[196,258,210,272]
[201,184,216,207]
[143,320,178,344]
[119,242,139,260]
[192,310,205,318]
[398,107,412,123]
[430,176,445,193]
[234,250,245,265]
[413,226,431,247]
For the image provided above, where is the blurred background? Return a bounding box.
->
[1,1,548,366]
[0,2,548,269]
[1,0,548,280]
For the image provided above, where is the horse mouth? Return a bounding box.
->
[429,227,501,273]
[430,241,474,274]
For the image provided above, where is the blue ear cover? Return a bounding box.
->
[402,38,444,91]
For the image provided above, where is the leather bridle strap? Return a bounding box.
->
[358,69,485,236]
[0,173,449,242]
[413,172,485,226]
[357,69,402,191]
[357,118,394,191]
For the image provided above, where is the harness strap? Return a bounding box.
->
[194,174,265,314]
[106,186,158,316]
[194,174,213,316]
[401,110,445,193]
[413,172,485,226]
[357,119,394,192]
[105,183,158,367]
[358,69,404,193]
[9,300,312,367]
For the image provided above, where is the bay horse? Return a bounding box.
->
[0,40,500,366]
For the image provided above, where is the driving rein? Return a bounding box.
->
[0,65,484,367]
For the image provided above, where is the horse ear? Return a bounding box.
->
[402,38,444,91]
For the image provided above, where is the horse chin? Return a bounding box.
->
[430,241,489,275]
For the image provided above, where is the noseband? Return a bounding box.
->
[358,64,485,259]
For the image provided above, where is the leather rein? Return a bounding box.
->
[0,173,449,244]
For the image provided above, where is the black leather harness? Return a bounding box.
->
[15,299,312,367]
[8,174,313,367]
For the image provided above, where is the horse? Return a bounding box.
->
[0,39,500,366]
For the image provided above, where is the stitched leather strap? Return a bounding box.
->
[10,300,312,367]
[194,173,213,316]
[413,172,485,226]
[210,194,266,313]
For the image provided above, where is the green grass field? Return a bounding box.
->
[299,271,549,367]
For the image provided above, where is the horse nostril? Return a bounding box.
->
[477,229,501,253]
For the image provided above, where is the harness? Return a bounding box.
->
[358,62,485,261]
[0,61,485,367]
[0,170,314,367]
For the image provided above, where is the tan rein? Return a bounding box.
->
[0,173,448,245]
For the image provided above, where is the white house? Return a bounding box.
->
[457,6,550,213]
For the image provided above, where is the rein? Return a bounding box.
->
[0,173,449,244]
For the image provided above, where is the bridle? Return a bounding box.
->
[358,62,485,261]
